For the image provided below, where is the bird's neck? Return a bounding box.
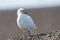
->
[18,13,21,17]
[17,12,24,17]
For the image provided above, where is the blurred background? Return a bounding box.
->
[0,7,60,40]
[0,0,60,40]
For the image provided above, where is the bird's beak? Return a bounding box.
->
[24,11,28,14]
[23,11,27,14]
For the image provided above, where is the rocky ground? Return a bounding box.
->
[8,30,60,40]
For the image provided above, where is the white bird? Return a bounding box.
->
[17,8,36,39]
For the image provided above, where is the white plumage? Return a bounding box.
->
[17,8,36,30]
[17,8,36,37]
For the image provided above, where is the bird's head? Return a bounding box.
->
[17,8,25,14]
[17,8,27,15]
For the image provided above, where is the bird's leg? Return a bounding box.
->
[25,30,31,40]
[28,30,31,36]
[32,29,37,40]
[23,30,26,40]
[25,30,30,40]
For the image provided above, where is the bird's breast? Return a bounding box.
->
[17,14,35,30]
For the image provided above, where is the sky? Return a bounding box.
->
[0,0,60,10]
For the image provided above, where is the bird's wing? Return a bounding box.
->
[23,14,36,30]
[23,14,35,27]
